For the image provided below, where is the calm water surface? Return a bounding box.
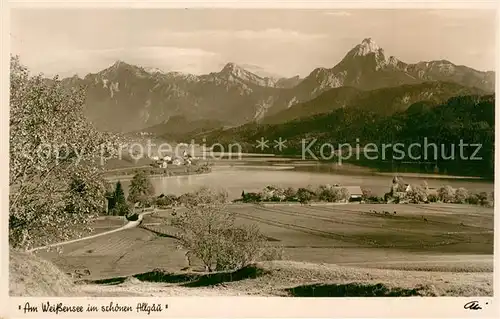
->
[119,159,493,200]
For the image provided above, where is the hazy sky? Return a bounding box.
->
[11,9,496,78]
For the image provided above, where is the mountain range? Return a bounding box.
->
[61,38,495,132]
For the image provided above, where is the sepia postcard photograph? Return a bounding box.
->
[2,0,499,317]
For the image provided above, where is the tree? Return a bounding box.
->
[156,194,178,207]
[114,182,126,205]
[111,181,129,216]
[336,187,351,202]
[316,185,334,202]
[9,57,118,249]
[259,185,285,202]
[215,225,267,271]
[406,185,428,203]
[476,192,490,206]
[437,185,455,203]
[421,181,429,193]
[454,187,469,204]
[390,176,407,195]
[171,187,272,272]
[283,187,297,201]
[361,187,372,201]
[297,187,315,204]
[128,171,155,206]
[241,192,262,203]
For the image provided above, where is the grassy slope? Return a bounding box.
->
[11,250,492,297]
[10,250,81,296]
[77,260,492,297]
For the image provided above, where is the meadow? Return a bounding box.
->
[36,202,494,282]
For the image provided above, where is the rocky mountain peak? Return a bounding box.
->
[109,60,130,70]
[353,38,383,56]
[220,62,248,77]
[98,60,149,79]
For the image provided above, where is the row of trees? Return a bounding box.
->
[433,186,491,206]
[239,185,351,204]
[384,177,493,206]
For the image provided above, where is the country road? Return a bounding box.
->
[28,211,154,253]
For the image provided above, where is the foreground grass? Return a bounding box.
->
[12,247,492,297]
[77,260,492,297]
[10,250,79,296]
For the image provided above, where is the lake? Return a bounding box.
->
[118,158,494,200]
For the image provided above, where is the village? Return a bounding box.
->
[148,150,194,168]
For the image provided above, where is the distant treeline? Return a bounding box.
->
[202,95,494,178]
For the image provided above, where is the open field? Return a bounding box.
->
[35,227,188,280]
[35,202,494,286]
[232,203,493,253]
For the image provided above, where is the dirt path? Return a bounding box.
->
[28,211,154,253]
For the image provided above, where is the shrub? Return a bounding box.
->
[437,185,455,203]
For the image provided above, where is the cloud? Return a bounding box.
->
[18,46,222,77]
[425,9,495,19]
[157,28,328,42]
[324,11,352,17]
